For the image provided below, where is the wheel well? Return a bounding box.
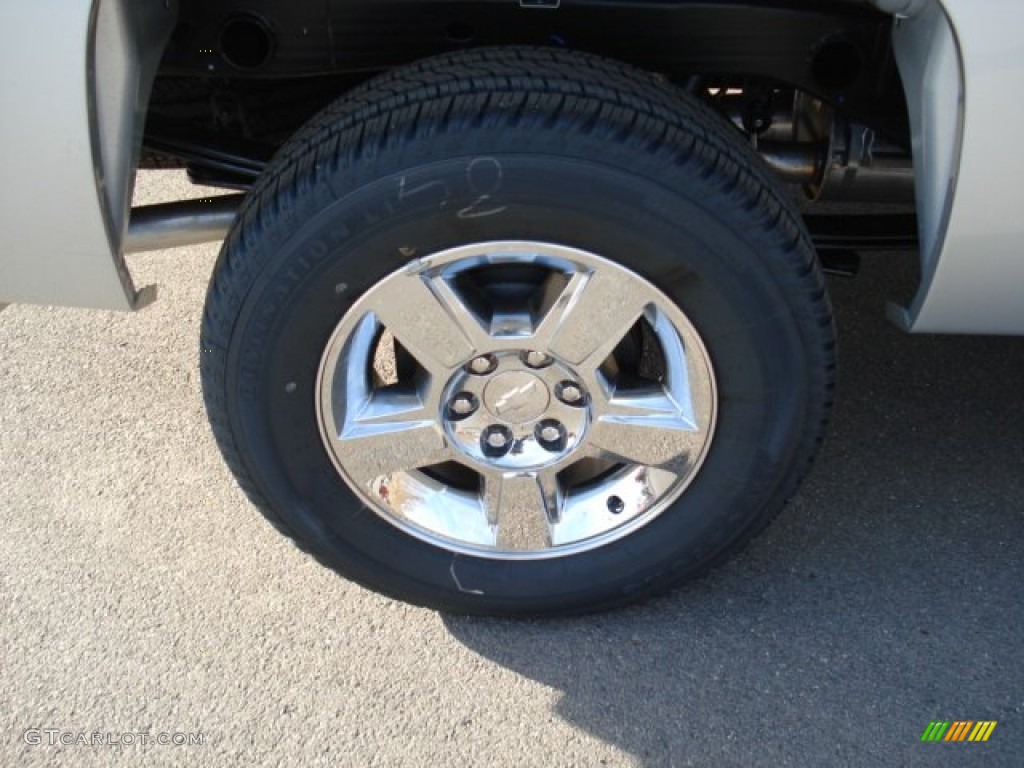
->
[146,0,907,176]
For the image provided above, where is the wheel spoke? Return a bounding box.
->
[586,389,703,470]
[429,275,493,350]
[535,269,648,368]
[363,269,487,374]
[333,399,452,488]
[482,470,561,551]
[348,389,435,427]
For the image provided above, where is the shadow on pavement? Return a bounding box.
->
[443,254,1024,766]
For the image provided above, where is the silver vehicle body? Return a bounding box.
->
[0,0,176,311]
[0,0,1021,333]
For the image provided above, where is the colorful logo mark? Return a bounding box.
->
[921,721,997,742]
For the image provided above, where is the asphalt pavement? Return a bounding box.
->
[2,171,1022,767]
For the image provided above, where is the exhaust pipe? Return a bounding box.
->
[124,194,243,254]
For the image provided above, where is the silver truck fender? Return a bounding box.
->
[882,0,1024,334]
[0,0,176,310]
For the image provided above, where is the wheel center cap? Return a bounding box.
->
[483,371,549,424]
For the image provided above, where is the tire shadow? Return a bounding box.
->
[442,254,1024,767]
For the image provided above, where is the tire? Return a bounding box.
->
[200,47,835,617]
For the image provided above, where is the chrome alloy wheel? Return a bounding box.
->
[316,242,717,559]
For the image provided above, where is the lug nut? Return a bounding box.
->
[448,392,478,419]
[556,381,584,406]
[539,425,561,443]
[522,351,552,369]
[481,425,514,457]
[468,355,497,375]
[535,419,567,452]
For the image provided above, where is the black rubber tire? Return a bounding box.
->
[200,47,835,617]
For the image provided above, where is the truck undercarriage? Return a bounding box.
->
[154,0,903,128]
[136,1,917,261]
